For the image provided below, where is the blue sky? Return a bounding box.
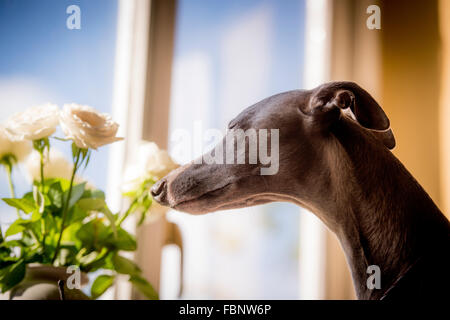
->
[0,0,117,109]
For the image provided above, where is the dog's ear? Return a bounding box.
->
[308,82,396,149]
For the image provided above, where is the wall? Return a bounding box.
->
[325,0,447,299]
[380,0,442,208]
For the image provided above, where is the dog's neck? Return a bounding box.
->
[311,118,448,299]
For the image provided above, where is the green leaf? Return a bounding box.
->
[2,198,36,214]
[48,181,63,208]
[5,220,25,237]
[76,220,109,249]
[30,210,42,222]
[83,149,91,170]
[23,191,35,203]
[100,206,117,237]
[77,198,106,211]
[112,254,141,276]
[129,275,158,300]
[71,142,79,159]
[82,189,105,199]
[58,178,71,191]
[107,228,136,251]
[20,220,42,240]
[91,275,115,299]
[61,221,82,245]
[80,148,89,162]
[64,182,86,209]
[23,250,44,264]
[68,205,88,224]
[43,213,57,235]
[0,260,26,293]
[2,240,24,248]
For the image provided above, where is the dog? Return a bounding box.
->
[151,81,450,300]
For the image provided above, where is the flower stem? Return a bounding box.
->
[37,143,47,252]
[5,163,20,218]
[41,219,46,253]
[116,197,138,227]
[51,149,81,264]
[39,150,45,190]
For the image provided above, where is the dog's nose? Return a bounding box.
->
[151,179,168,205]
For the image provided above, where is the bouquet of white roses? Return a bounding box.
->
[0,103,159,299]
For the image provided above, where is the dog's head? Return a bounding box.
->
[151,81,395,214]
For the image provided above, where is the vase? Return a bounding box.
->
[8,264,90,300]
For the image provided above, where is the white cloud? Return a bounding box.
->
[0,77,60,122]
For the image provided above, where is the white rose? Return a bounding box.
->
[122,141,179,193]
[59,104,123,150]
[25,148,92,187]
[0,125,32,163]
[140,142,179,179]
[122,165,144,195]
[122,141,178,223]
[5,103,59,141]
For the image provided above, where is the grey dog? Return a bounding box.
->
[152,81,450,300]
